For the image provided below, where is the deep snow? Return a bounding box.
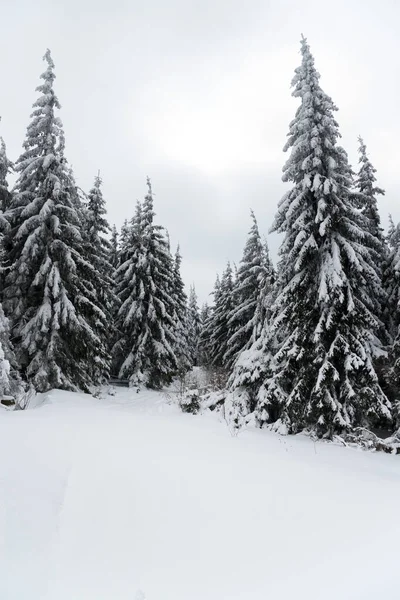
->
[0,387,399,600]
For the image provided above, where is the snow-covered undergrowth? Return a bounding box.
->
[1,388,399,600]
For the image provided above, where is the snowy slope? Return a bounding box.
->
[0,388,399,600]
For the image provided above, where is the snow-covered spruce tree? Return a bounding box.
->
[119,218,131,254]
[111,204,140,374]
[198,301,212,367]
[355,137,388,346]
[384,215,400,337]
[355,137,385,249]
[387,215,400,252]
[3,50,109,392]
[0,133,13,294]
[0,305,22,401]
[84,174,116,348]
[113,179,178,388]
[187,285,201,366]
[225,241,277,428]
[252,238,275,341]
[228,37,391,436]
[110,224,119,269]
[0,135,13,213]
[171,246,191,374]
[203,263,235,369]
[0,135,22,403]
[384,215,400,405]
[224,211,272,368]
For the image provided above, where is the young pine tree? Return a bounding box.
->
[113,179,178,388]
[227,37,391,436]
[3,50,109,392]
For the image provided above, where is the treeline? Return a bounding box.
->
[199,37,400,440]
[0,49,202,397]
[1,39,400,442]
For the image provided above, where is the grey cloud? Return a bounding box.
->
[1,0,399,303]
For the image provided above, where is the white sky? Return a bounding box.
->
[1,0,399,302]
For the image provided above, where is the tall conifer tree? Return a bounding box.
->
[187,285,201,366]
[3,50,109,391]
[227,37,391,435]
[113,179,178,388]
[171,246,191,374]
[224,211,272,368]
[202,264,234,370]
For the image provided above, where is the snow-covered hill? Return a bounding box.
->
[0,388,399,600]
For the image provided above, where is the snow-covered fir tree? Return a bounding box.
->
[384,213,400,404]
[0,134,12,213]
[224,211,272,368]
[119,218,131,254]
[387,215,400,252]
[202,263,235,370]
[110,224,119,269]
[198,301,212,367]
[171,246,191,374]
[113,179,178,388]
[0,133,13,291]
[355,137,388,346]
[227,37,391,436]
[252,238,275,341]
[82,173,116,364]
[355,137,385,246]
[198,278,219,369]
[0,305,21,400]
[383,214,400,338]
[187,285,201,366]
[0,138,22,402]
[3,50,110,392]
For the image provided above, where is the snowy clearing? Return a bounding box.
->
[1,388,399,600]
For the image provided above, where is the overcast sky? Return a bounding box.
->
[0,0,399,302]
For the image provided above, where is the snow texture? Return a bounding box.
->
[0,388,399,600]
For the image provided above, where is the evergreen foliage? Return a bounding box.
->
[110,224,119,269]
[0,134,12,213]
[228,37,391,436]
[202,264,234,369]
[113,179,178,388]
[3,50,109,392]
[171,246,191,374]
[224,211,272,368]
[187,285,201,366]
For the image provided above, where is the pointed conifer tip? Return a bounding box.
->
[299,34,311,56]
[94,170,102,187]
[43,48,54,67]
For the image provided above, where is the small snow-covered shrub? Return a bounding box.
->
[180,388,201,414]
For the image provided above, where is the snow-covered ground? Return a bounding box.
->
[0,387,399,600]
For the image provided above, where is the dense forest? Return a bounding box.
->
[1,38,400,445]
